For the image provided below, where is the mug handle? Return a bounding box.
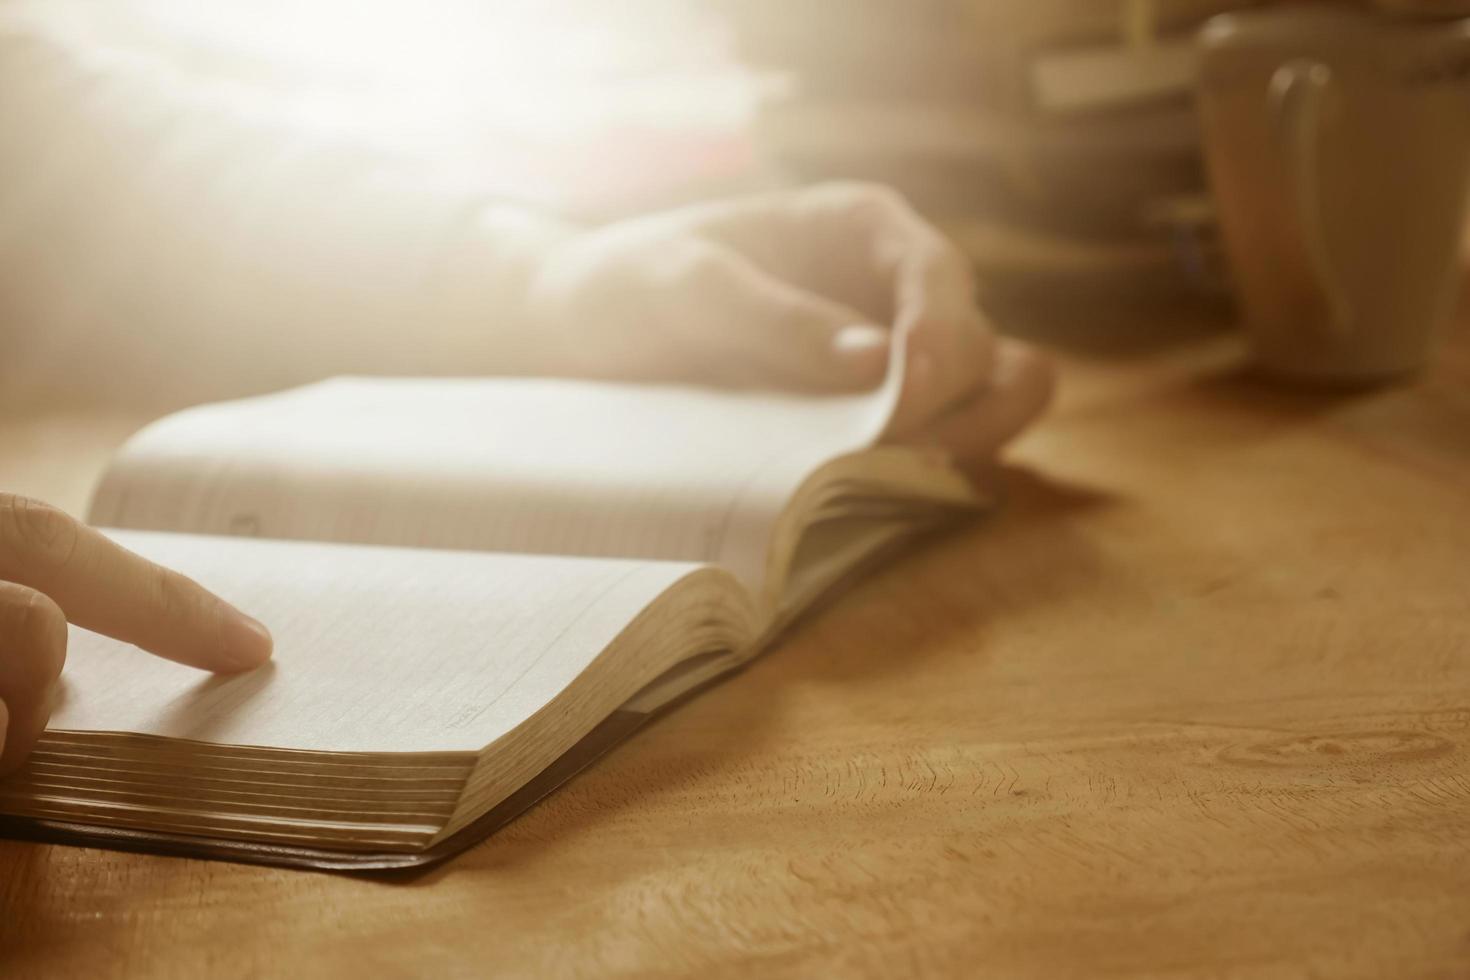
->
[1268,59,1353,337]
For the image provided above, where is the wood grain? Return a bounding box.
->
[3,316,1469,979]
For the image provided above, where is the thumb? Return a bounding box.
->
[676,248,891,392]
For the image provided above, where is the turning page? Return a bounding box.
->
[91,375,901,591]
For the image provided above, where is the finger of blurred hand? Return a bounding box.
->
[662,243,891,392]
[667,182,955,325]
[709,184,997,433]
[898,339,1056,467]
[666,185,998,419]
[886,242,996,438]
[0,581,67,774]
[0,494,272,672]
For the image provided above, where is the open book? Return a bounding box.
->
[0,373,982,869]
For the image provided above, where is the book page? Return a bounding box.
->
[90,376,898,591]
[47,530,716,754]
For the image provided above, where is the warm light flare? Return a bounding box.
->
[10,0,767,142]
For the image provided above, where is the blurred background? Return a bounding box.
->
[730,0,1238,308]
[2,0,1466,385]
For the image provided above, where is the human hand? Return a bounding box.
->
[525,182,1053,468]
[0,494,272,774]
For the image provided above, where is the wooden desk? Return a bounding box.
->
[3,323,1469,979]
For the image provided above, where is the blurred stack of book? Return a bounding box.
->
[720,0,1264,303]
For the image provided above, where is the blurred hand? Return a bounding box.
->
[526,182,1054,468]
[0,494,272,775]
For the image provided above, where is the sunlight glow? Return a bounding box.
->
[12,0,771,213]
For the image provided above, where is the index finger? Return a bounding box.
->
[0,494,272,672]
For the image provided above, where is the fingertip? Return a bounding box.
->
[906,349,935,389]
[831,324,890,384]
[833,323,887,356]
[217,609,274,674]
[995,339,1058,415]
[0,693,44,779]
[925,340,1057,465]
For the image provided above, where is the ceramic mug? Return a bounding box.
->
[1197,5,1470,382]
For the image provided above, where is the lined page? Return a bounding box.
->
[47,530,707,754]
[90,376,897,590]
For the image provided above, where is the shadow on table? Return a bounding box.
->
[994,290,1235,361]
[1187,361,1405,414]
[771,466,1117,686]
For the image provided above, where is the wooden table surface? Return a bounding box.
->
[3,314,1469,979]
